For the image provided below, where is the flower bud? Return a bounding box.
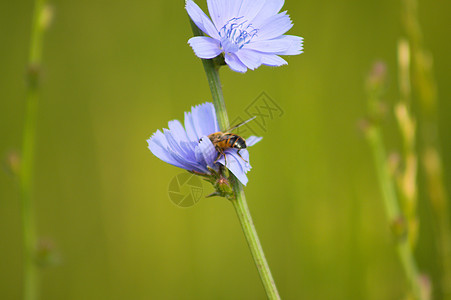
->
[215,175,234,198]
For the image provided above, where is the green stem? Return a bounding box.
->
[231,178,281,299]
[366,126,423,300]
[21,0,48,299]
[189,20,281,299]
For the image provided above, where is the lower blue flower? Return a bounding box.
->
[147,102,262,185]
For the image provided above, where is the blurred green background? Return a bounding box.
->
[1,0,450,299]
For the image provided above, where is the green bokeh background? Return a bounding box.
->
[1,0,450,299]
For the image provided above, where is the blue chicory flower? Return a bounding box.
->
[147,103,262,185]
[186,0,303,73]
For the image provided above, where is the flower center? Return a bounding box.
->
[219,17,258,53]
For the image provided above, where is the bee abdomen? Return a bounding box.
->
[233,136,247,149]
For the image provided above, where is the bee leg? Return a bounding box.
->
[213,148,226,165]
[236,150,248,163]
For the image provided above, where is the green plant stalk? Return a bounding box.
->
[365,126,423,300]
[231,178,281,299]
[189,20,281,299]
[21,0,47,299]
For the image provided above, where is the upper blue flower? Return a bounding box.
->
[186,0,304,73]
[147,103,262,185]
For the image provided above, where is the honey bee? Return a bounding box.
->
[206,116,256,164]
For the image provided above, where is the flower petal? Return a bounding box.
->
[185,0,220,39]
[188,37,222,59]
[273,35,304,55]
[148,130,205,172]
[254,11,293,41]
[184,110,199,142]
[191,102,220,137]
[259,53,288,66]
[235,49,262,70]
[218,149,250,186]
[243,37,294,53]
[224,52,248,73]
[167,145,207,173]
[207,0,243,30]
[238,0,266,23]
[168,120,196,152]
[251,0,285,27]
[148,131,185,169]
[163,128,197,164]
[246,136,263,147]
[197,136,218,168]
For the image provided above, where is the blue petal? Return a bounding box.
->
[224,52,248,73]
[232,148,251,172]
[238,0,266,23]
[148,130,205,173]
[273,35,304,55]
[254,11,293,41]
[192,102,220,137]
[163,128,197,164]
[148,131,186,169]
[184,110,199,142]
[197,136,218,168]
[168,120,196,152]
[246,136,263,147]
[235,49,262,70]
[184,103,219,141]
[167,145,208,173]
[218,149,250,186]
[259,52,288,66]
[243,37,295,53]
[188,37,222,59]
[207,0,242,30]
[186,0,220,39]
[251,0,285,27]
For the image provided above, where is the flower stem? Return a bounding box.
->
[231,178,281,299]
[189,20,281,299]
[21,0,49,299]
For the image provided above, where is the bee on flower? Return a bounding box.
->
[147,103,262,186]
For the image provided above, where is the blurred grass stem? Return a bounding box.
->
[402,0,451,296]
[365,126,423,300]
[396,39,419,250]
[21,0,49,299]
[365,62,424,299]
[190,20,281,299]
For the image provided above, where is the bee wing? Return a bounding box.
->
[226,116,256,132]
